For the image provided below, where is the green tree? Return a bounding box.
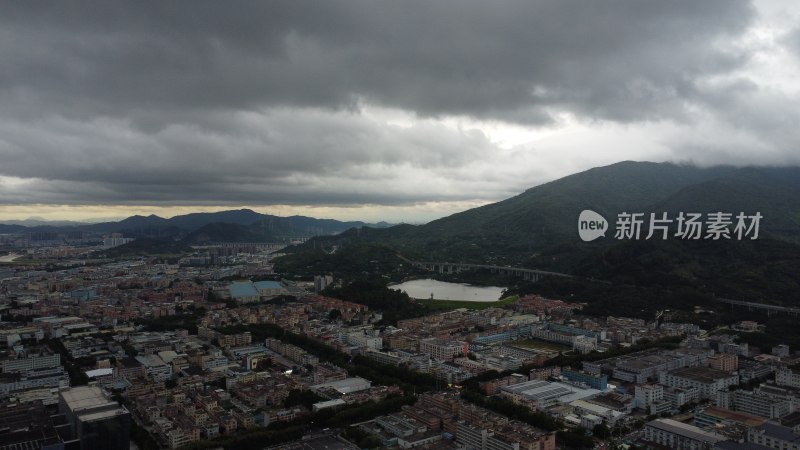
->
[328,309,342,321]
[593,422,612,439]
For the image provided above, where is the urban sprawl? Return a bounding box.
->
[1,236,799,450]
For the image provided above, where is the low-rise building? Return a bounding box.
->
[717,389,794,420]
[500,380,600,411]
[708,353,738,372]
[659,367,739,399]
[776,368,800,389]
[643,418,726,449]
[311,377,371,396]
[747,422,800,449]
[634,384,663,411]
[419,339,467,361]
[562,369,607,390]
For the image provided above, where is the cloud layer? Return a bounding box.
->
[1,1,798,220]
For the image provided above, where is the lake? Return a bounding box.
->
[389,278,506,302]
[0,253,21,263]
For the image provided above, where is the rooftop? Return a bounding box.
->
[229,281,259,298]
[85,368,114,378]
[715,441,772,450]
[502,380,600,404]
[311,377,371,394]
[699,406,767,427]
[646,418,726,444]
[60,386,118,412]
[668,366,735,383]
[254,280,283,290]
[756,422,800,444]
[135,354,167,367]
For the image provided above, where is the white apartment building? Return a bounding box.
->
[419,339,466,361]
[634,384,663,410]
[643,418,726,449]
[346,332,383,350]
[658,367,738,399]
[1,354,61,373]
[776,367,800,389]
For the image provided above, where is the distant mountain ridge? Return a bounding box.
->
[0,218,90,227]
[0,208,392,241]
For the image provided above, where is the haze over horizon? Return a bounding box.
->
[3,1,800,224]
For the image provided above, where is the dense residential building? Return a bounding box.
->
[747,422,800,449]
[663,386,700,408]
[584,348,711,384]
[772,345,791,358]
[694,406,767,433]
[659,367,739,399]
[1,353,61,373]
[634,384,663,410]
[561,369,608,390]
[643,418,726,449]
[716,389,794,419]
[135,354,173,382]
[4,239,797,450]
[739,360,775,383]
[708,353,739,372]
[776,367,800,389]
[419,338,467,361]
[455,417,556,450]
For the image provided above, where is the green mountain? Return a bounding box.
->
[390,161,742,262]
[182,222,270,244]
[95,237,194,258]
[275,161,800,307]
[281,161,800,265]
[655,167,800,241]
[181,215,383,244]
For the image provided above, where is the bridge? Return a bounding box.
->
[715,297,800,316]
[410,261,572,282]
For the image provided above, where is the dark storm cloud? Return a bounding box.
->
[0,1,753,122]
[0,0,761,207]
[0,109,503,205]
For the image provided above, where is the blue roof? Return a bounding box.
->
[229,282,259,298]
[254,280,283,290]
[759,422,800,443]
[69,289,98,300]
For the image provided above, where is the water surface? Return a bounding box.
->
[390,278,505,302]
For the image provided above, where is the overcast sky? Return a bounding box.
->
[2,1,799,223]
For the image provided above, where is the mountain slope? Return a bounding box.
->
[183,222,269,244]
[655,167,800,241]
[181,214,383,244]
[277,162,800,290]
[164,209,266,230]
[281,161,753,265]
[398,161,739,260]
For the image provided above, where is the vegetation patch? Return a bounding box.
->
[417,294,519,312]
